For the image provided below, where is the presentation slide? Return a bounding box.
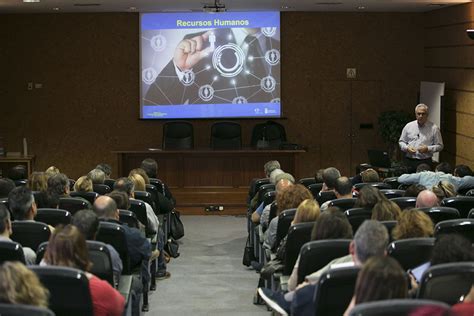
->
[140,12,281,119]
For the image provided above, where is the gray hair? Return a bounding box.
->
[323,167,341,190]
[269,169,285,184]
[88,169,105,184]
[264,160,281,177]
[274,172,295,185]
[415,103,429,113]
[354,220,389,263]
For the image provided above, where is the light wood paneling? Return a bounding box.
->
[425,46,474,69]
[424,23,473,48]
[424,3,473,28]
[444,89,474,115]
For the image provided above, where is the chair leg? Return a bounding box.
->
[150,259,157,291]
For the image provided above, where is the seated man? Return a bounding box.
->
[141,158,176,207]
[320,176,353,211]
[45,173,92,209]
[415,189,439,208]
[0,203,36,264]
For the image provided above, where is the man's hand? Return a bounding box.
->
[173,31,214,71]
[407,146,417,154]
[418,145,429,153]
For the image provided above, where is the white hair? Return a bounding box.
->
[415,103,429,113]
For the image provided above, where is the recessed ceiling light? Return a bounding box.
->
[128,6,137,11]
[23,0,40,3]
[281,5,293,9]
[52,7,60,11]
[357,5,366,10]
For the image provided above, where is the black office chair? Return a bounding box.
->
[380,189,405,199]
[0,303,55,316]
[256,183,276,209]
[434,219,474,243]
[441,196,474,218]
[70,191,99,205]
[250,120,287,149]
[390,197,417,210]
[417,262,474,305]
[0,198,8,210]
[345,208,372,234]
[348,299,450,316]
[30,266,94,316]
[163,121,194,150]
[14,179,28,187]
[380,220,398,242]
[96,221,131,274]
[129,199,148,230]
[273,208,297,252]
[104,179,116,189]
[466,189,474,197]
[119,209,140,229]
[387,237,435,270]
[297,239,351,284]
[308,183,323,199]
[317,191,337,205]
[58,197,89,215]
[149,178,166,196]
[93,183,111,195]
[134,191,156,213]
[282,222,314,275]
[468,209,474,218]
[418,207,460,224]
[145,184,160,212]
[35,208,72,227]
[353,182,391,192]
[248,178,270,201]
[0,240,26,264]
[11,221,51,252]
[262,190,276,208]
[328,198,357,211]
[313,266,360,316]
[87,240,115,287]
[210,121,242,149]
[383,177,401,190]
[298,177,317,188]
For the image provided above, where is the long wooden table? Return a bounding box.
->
[0,155,35,178]
[113,149,304,214]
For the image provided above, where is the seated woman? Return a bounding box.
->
[344,256,408,316]
[0,261,49,308]
[354,185,387,210]
[74,175,93,193]
[28,171,49,208]
[371,200,401,221]
[392,209,434,240]
[432,180,456,204]
[43,224,125,316]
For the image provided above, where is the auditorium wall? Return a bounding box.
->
[0,12,424,180]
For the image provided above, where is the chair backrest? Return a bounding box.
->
[14,179,28,187]
[274,208,297,251]
[262,190,276,208]
[308,183,323,199]
[0,240,26,264]
[317,191,337,205]
[104,179,116,189]
[35,241,48,264]
[87,240,114,286]
[0,197,9,210]
[348,299,450,316]
[30,266,94,315]
[283,222,314,275]
[328,198,357,211]
[250,120,287,148]
[149,178,166,195]
[145,184,160,213]
[390,197,417,210]
[119,209,140,229]
[314,266,360,316]
[210,121,242,149]
[96,221,131,274]
[418,207,460,224]
[35,208,72,227]
[297,239,351,284]
[163,121,194,150]
[380,189,405,199]
[344,208,372,234]
[129,199,148,228]
[434,219,474,243]
[58,197,89,215]
[70,191,99,205]
[380,220,398,242]
[0,303,55,316]
[387,237,435,270]
[92,183,111,195]
[11,221,51,251]
[383,177,401,189]
[468,209,474,218]
[256,183,275,207]
[134,190,155,213]
[466,189,474,196]
[298,177,317,188]
[268,201,278,223]
[418,262,474,305]
[441,196,474,218]
[248,178,270,200]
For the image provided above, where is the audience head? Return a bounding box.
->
[274,172,295,185]
[431,234,474,266]
[431,181,456,203]
[416,163,432,173]
[361,168,380,183]
[129,168,150,185]
[28,172,48,192]
[45,166,60,178]
[269,169,284,184]
[355,185,386,209]
[416,190,439,208]
[8,186,36,220]
[454,164,473,178]
[354,256,407,305]
[0,204,11,236]
[264,160,281,178]
[353,220,389,264]
[0,261,49,307]
[293,199,320,224]
[371,200,402,221]
[141,158,158,179]
[47,173,69,196]
[392,209,434,240]
[314,169,325,183]
[435,162,452,174]
[72,209,99,240]
[8,165,27,181]
[404,184,426,197]
[276,184,313,215]
[128,173,146,192]
[44,224,92,271]
[93,195,119,220]
[311,207,353,240]
[335,176,352,198]
[95,163,112,179]
[114,177,134,197]
[73,175,93,193]
[275,177,294,195]
[0,178,16,198]
[87,168,105,185]
[322,167,341,190]
[108,190,130,210]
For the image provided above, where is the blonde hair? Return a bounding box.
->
[392,209,434,240]
[372,200,401,221]
[432,181,456,202]
[74,176,93,193]
[294,199,320,224]
[362,169,380,183]
[129,174,146,192]
[129,168,150,185]
[28,171,48,192]
[45,166,60,178]
[0,262,49,307]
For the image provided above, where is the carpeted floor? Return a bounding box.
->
[148,215,269,315]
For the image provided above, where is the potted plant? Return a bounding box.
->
[378,111,412,164]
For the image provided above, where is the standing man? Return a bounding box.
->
[399,104,443,173]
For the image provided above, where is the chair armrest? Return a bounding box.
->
[118,275,133,309]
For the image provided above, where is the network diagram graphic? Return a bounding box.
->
[142,27,280,105]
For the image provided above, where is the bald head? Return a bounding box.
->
[93,195,118,219]
[416,190,439,208]
[276,178,293,193]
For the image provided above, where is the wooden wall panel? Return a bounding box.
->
[424,3,473,27]
[424,68,474,91]
[424,23,473,47]
[425,46,474,68]
[444,89,474,114]
[444,109,474,138]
